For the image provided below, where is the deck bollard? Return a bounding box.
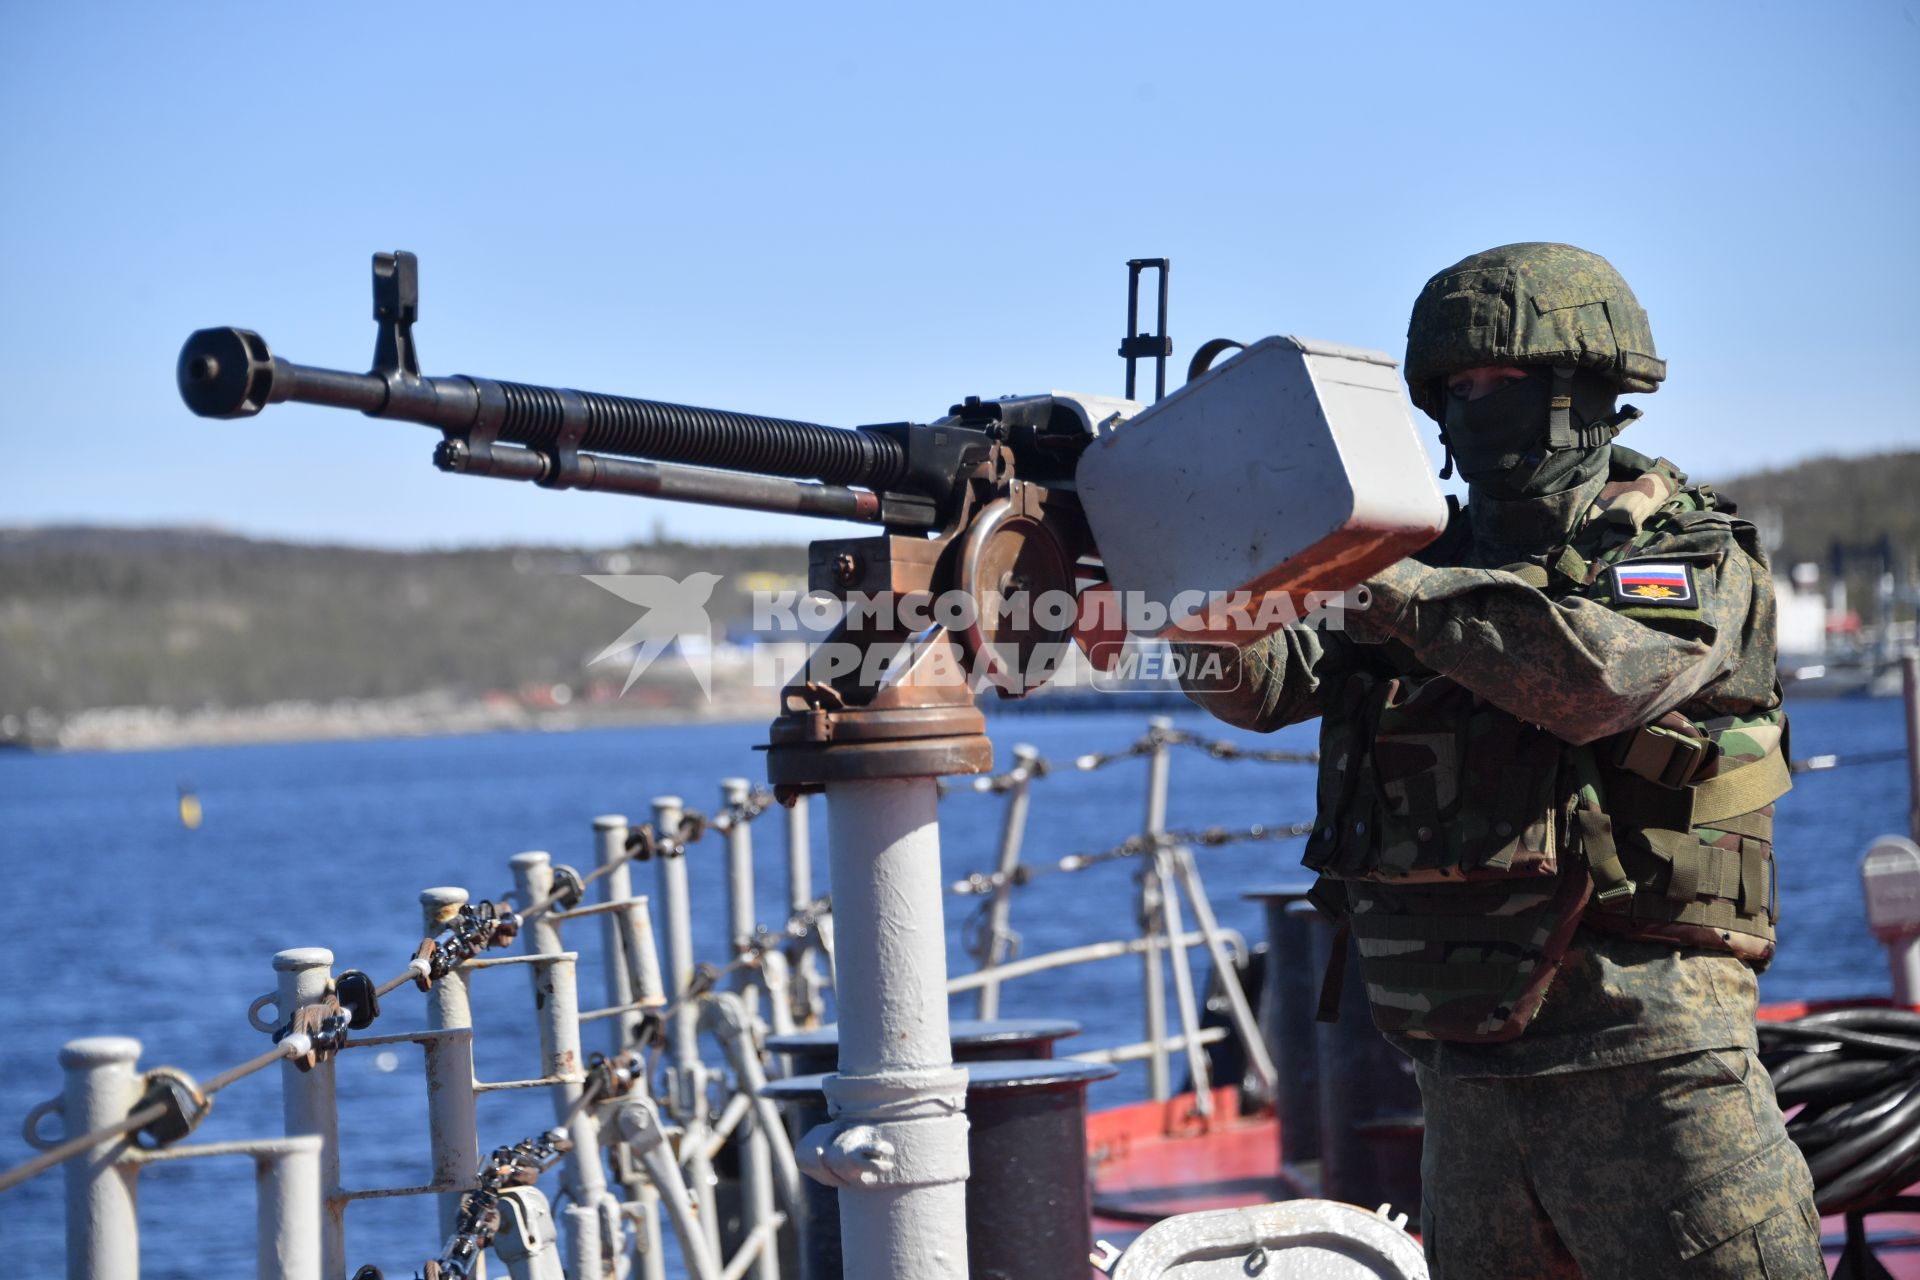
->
[57,1036,143,1280]
[273,947,345,1280]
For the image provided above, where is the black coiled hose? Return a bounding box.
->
[1763,1007,1920,1215]
[493,380,909,491]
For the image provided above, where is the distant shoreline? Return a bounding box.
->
[6,688,1197,754]
[7,694,765,754]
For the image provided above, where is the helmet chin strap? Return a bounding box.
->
[1548,365,1644,450]
[1440,367,1644,487]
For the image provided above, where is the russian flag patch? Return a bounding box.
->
[1608,561,1696,606]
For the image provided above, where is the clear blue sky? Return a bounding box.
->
[3,1,1915,548]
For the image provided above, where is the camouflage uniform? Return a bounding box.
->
[1182,244,1823,1276]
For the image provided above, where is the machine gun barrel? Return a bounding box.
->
[176,321,935,529]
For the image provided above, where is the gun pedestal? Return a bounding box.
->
[766,530,1002,1280]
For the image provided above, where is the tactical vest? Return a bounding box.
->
[1304,453,1791,1043]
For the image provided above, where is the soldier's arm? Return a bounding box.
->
[1347,545,1760,745]
[1175,625,1354,732]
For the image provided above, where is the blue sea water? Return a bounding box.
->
[0,697,1909,1277]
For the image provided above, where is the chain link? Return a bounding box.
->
[940,726,1318,796]
[405,1128,573,1279]
[948,820,1313,897]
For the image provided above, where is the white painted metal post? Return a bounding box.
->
[701,994,783,1280]
[256,1136,324,1280]
[802,777,970,1280]
[786,795,826,1028]
[595,815,645,1051]
[59,1036,143,1280]
[976,744,1038,1020]
[1170,847,1280,1099]
[617,1097,723,1280]
[592,820,668,1280]
[1139,722,1173,1102]
[495,1186,569,1280]
[420,886,483,1277]
[716,779,782,1277]
[722,778,764,1021]
[1863,836,1920,1005]
[654,796,723,1257]
[1904,652,1919,843]
[274,947,345,1280]
[511,851,616,1280]
[761,950,797,1039]
[1153,844,1213,1112]
[703,995,805,1217]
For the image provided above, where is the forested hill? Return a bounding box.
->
[1713,450,1920,573]
[2,449,1913,721]
[0,527,805,718]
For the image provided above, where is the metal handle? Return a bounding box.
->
[247,992,280,1034]
[22,1097,62,1150]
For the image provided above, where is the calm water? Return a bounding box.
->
[0,698,1909,1277]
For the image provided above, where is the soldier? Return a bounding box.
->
[1181,243,1824,1277]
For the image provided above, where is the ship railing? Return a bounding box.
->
[939,715,1312,1117]
[14,693,1920,1278]
[11,718,1319,1280]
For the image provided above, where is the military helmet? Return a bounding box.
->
[1404,242,1665,422]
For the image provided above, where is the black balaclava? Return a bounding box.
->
[1439,367,1624,501]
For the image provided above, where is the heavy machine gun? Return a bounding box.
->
[178,251,1173,795]
[178,251,1137,535]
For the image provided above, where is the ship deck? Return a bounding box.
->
[1086,1084,1920,1277]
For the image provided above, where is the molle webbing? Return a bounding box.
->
[1597,725,1790,945]
[1498,546,1589,594]
[1694,751,1793,826]
[1604,750,1792,836]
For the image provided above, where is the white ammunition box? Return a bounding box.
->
[1075,335,1447,640]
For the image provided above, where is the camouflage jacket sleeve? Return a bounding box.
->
[1347,545,1762,746]
[1175,625,1357,732]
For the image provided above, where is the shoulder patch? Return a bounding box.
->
[1608,561,1696,606]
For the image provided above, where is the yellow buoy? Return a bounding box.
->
[177,786,202,831]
